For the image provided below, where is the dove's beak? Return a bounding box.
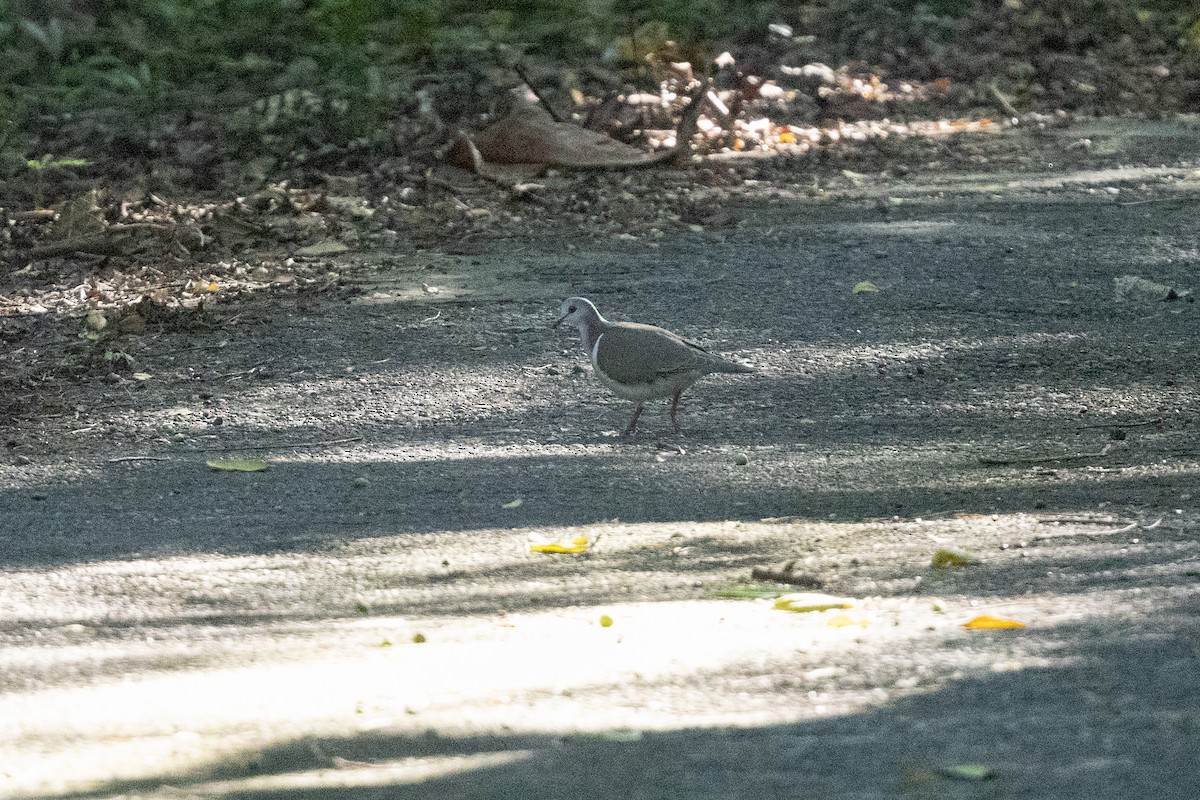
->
[552,313,568,329]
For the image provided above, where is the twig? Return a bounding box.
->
[27,233,130,259]
[979,445,1111,466]
[108,455,171,463]
[750,565,824,588]
[515,61,564,122]
[196,436,364,453]
[212,359,276,380]
[1119,196,1200,207]
[668,80,712,166]
[12,209,56,222]
[988,80,1021,122]
[1077,418,1162,430]
[1090,520,1140,536]
[425,175,478,194]
[1034,516,1165,542]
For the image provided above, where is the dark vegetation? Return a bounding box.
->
[2,0,1198,195]
[1,1,1198,424]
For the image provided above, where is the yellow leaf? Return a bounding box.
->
[963,615,1026,630]
[931,548,976,568]
[852,281,880,294]
[206,282,219,292]
[826,613,868,628]
[529,534,589,554]
[773,592,854,613]
[205,457,268,472]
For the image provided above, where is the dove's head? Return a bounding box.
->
[554,297,604,331]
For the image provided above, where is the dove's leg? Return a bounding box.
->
[624,403,644,435]
[669,389,684,434]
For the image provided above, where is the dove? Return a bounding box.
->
[555,296,754,434]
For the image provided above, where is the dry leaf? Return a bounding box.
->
[451,104,657,172]
[963,615,1025,630]
[852,281,880,294]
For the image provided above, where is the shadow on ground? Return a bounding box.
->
[26,592,1200,800]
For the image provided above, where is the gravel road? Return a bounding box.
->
[2,118,1199,799]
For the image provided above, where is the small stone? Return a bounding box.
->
[733,452,749,466]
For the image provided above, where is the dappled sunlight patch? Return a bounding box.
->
[0,593,1078,797]
[132,361,548,437]
[2,508,1198,796]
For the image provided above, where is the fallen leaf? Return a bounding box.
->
[931,548,976,568]
[206,457,268,472]
[294,240,350,258]
[115,312,146,334]
[852,281,880,294]
[502,498,523,509]
[826,613,868,628]
[529,534,589,554]
[773,592,854,613]
[715,583,786,600]
[939,764,996,781]
[963,615,1026,630]
[131,372,152,381]
[448,104,657,173]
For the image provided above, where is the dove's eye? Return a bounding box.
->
[568,305,577,313]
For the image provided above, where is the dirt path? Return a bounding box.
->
[2,119,1199,799]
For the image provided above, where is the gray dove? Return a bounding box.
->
[555,296,754,434]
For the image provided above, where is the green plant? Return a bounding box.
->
[25,153,89,207]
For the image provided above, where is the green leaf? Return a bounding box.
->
[940,763,995,781]
[714,584,784,600]
[206,457,268,472]
[931,548,977,568]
